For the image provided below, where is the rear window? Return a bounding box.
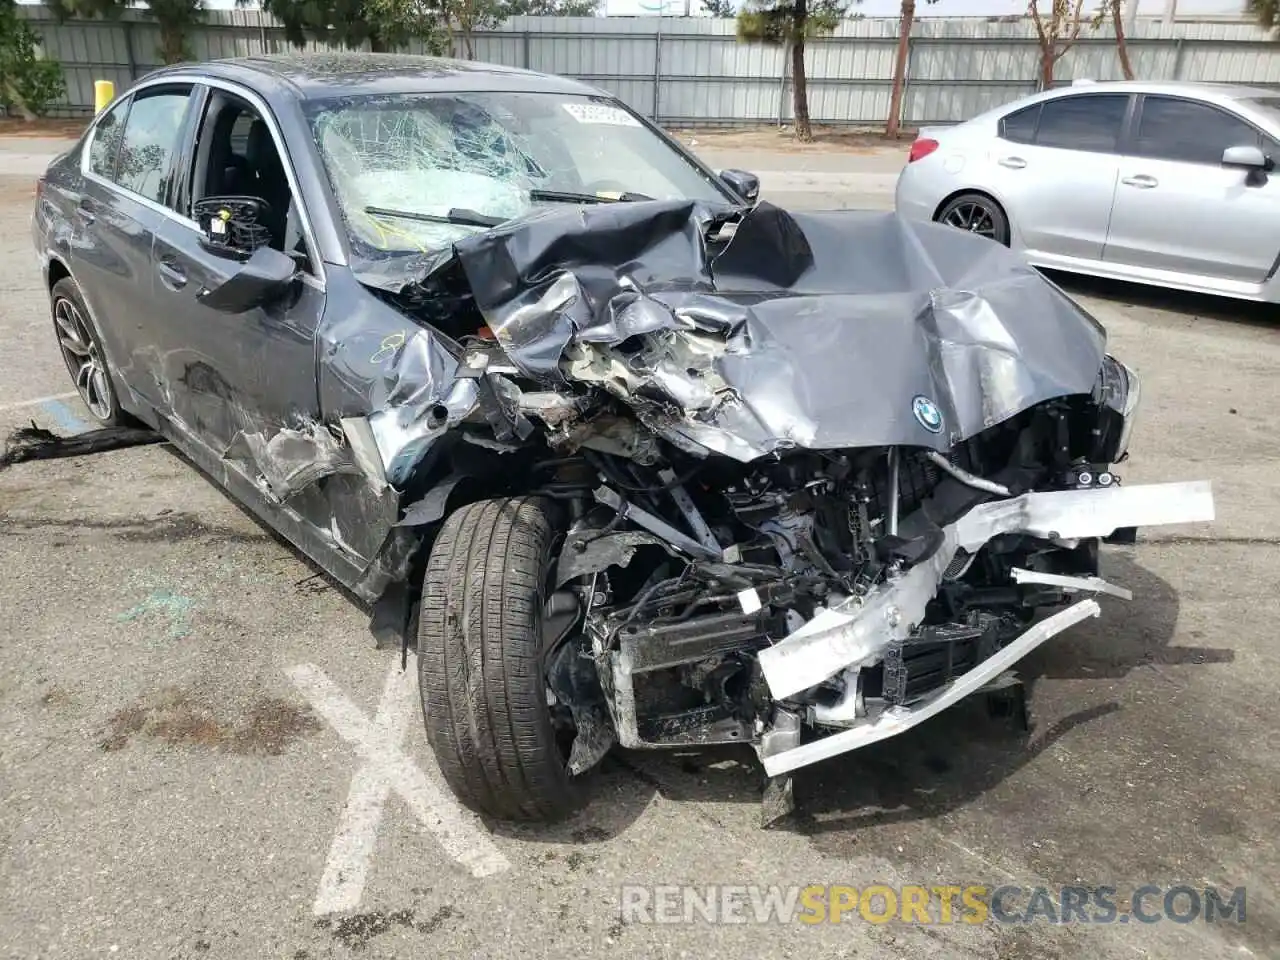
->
[1034,94,1129,153]
[999,104,1040,144]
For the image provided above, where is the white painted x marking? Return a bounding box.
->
[288,661,510,916]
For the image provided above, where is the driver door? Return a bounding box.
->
[150,86,363,540]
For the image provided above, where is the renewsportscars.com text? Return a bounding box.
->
[619,884,1247,926]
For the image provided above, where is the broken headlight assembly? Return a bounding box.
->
[1093,354,1141,463]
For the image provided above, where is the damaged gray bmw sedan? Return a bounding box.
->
[30,53,1215,824]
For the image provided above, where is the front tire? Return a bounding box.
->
[50,277,126,426]
[417,496,583,822]
[936,193,1010,246]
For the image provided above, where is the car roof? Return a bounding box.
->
[1001,79,1280,112]
[1048,79,1276,102]
[143,52,605,102]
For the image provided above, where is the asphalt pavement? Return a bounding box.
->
[2,135,1278,960]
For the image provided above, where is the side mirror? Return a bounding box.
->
[193,195,278,258]
[197,245,298,313]
[1222,144,1273,171]
[719,168,760,204]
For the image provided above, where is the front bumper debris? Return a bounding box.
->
[753,480,1213,774]
[761,598,1102,776]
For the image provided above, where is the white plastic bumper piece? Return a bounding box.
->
[758,480,1214,701]
[761,598,1102,777]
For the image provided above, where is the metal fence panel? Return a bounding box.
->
[14,7,1280,125]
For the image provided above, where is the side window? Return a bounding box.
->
[1133,96,1260,165]
[115,89,193,204]
[88,99,130,180]
[999,104,1040,145]
[1034,94,1129,153]
[191,92,310,269]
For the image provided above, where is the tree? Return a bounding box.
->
[1,0,66,119]
[506,0,600,12]
[427,0,602,57]
[46,0,203,65]
[261,0,596,59]
[701,0,736,15]
[884,0,937,138]
[1097,0,1134,80]
[736,0,850,142]
[1027,0,1085,89]
[256,0,428,52]
[371,0,504,59]
[1247,0,1279,33]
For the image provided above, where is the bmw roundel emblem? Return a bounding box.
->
[912,395,944,434]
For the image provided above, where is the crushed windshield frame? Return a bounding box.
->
[304,90,736,257]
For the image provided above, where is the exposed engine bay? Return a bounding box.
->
[528,387,1208,795]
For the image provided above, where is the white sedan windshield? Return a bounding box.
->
[306,91,729,254]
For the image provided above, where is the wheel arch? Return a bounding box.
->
[364,441,528,648]
[47,255,71,291]
[931,187,1009,225]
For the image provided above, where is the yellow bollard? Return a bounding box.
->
[94,80,115,114]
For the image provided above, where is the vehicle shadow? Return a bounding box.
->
[593,553,1234,834]
[1028,550,1234,681]
[487,753,661,844]
[1045,270,1276,330]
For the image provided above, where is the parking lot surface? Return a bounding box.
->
[1,137,1278,960]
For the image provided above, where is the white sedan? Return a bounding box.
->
[894,80,1280,303]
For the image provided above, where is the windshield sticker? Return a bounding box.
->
[561,103,641,127]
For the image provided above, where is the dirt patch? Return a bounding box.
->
[39,685,74,707]
[668,124,916,154]
[315,905,461,949]
[101,688,321,754]
[0,117,86,138]
[0,511,269,545]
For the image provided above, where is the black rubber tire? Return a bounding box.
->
[935,193,1011,246]
[50,277,128,427]
[417,496,583,822]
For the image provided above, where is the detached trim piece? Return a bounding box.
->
[759,480,1214,700]
[1011,567,1134,600]
[763,599,1102,776]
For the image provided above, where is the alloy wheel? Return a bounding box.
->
[942,201,998,240]
[53,296,113,421]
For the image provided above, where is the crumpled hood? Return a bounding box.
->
[421,200,1108,460]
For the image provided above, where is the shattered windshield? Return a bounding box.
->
[306,91,731,255]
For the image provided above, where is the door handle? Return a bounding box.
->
[157,259,187,290]
[75,201,96,224]
[998,156,1027,169]
[1121,175,1158,189]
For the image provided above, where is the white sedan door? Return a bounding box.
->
[994,93,1129,260]
[1103,95,1280,285]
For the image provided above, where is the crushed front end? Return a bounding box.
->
[356,199,1213,823]
[541,377,1210,802]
